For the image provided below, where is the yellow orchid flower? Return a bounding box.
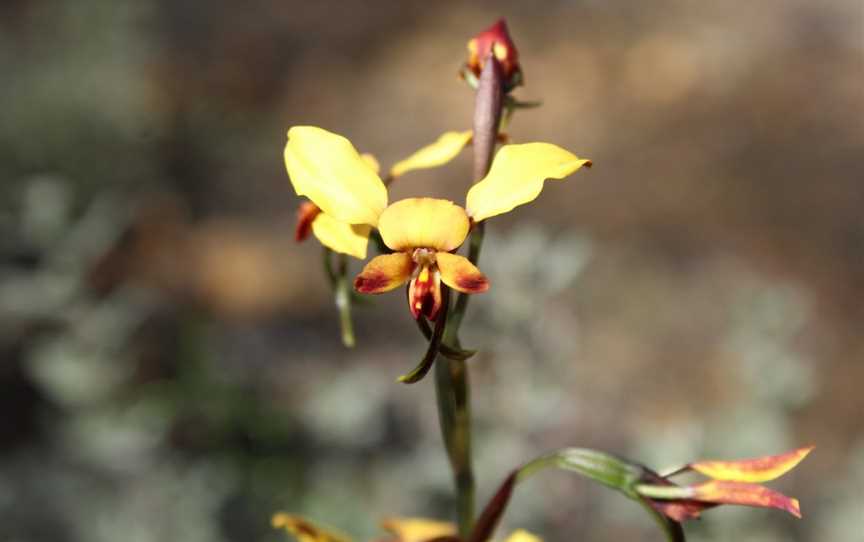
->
[284,126,591,320]
[273,513,542,542]
[288,129,473,259]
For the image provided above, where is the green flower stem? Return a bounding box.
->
[434,53,505,538]
[335,255,356,348]
[434,331,474,538]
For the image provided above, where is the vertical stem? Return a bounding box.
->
[333,252,355,348]
[435,320,474,537]
[434,53,504,539]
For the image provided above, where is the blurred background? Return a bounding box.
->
[1,1,862,541]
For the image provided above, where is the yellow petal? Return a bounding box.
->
[689,445,814,483]
[504,529,544,542]
[360,153,381,175]
[354,253,414,294]
[380,518,456,542]
[271,513,352,542]
[389,131,473,178]
[378,198,470,252]
[284,126,387,226]
[310,212,371,259]
[436,252,489,294]
[465,143,591,222]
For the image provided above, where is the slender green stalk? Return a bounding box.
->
[434,320,474,537]
[434,53,505,538]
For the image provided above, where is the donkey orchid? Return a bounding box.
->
[284,126,591,320]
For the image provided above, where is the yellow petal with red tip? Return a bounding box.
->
[466,143,591,222]
[436,252,489,294]
[690,480,802,518]
[271,513,352,542]
[378,198,470,252]
[690,446,814,483]
[354,253,414,294]
[380,518,456,542]
[284,126,387,226]
[504,529,544,542]
[390,131,473,178]
[310,212,371,259]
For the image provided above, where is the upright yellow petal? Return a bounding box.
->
[310,212,371,259]
[465,143,591,222]
[689,446,814,483]
[380,518,456,542]
[284,126,387,226]
[504,529,544,542]
[390,131,473,178]
[378,198,470,252]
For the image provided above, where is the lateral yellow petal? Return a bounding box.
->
[310,212,371,259]
[436,252,489,294]
[504,529,544,542]
[390,130,473,178]
[284,126,387,226]
[465,143,591,222]
[354,253,414,294]
[689,446,814,483]
[271,513,353,542]
[378,198,470,252]
[380,518,456,542]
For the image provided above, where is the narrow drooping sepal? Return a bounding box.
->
[399,287,448,384]
[415,316,477,361]
[437,252,489,294]
[466,143,592,222]
[284,126,387,226]
[686,445,814,483]
[354,253,413,293]
[390,131,473,178]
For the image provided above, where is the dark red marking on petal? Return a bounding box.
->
[354,273,390,293]
[456,273,489,293]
